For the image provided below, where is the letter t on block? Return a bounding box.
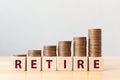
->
[89,57,103,71]
[42,57,56,71]
[11,56,26,71]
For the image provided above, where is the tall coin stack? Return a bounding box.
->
[43,45,56,56]
[88,29,102,57]
[58,41,71,56]
[73,37,86,56]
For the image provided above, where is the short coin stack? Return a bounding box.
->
[43,45,56,56]
[58,41,71,56]
[13,54,27,57]
[28,50,41,57]
[73,37,86,56]
[88,29,102,57]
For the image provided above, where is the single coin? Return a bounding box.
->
[13,54,27,57]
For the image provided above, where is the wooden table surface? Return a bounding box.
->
[0,57,120,80]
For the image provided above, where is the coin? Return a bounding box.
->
[13,54,27,57]
[73,37,86,57]
[43,45,56,57]
[88,29,102,57]
[58,41,71,56]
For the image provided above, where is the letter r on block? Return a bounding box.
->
[73,57,88,71]
[11,56,26,71]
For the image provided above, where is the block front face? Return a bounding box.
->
[73,57,88,71]
[89,57,103,71]
[42,57,56,71]
[57,57,72,71]
[27,57,41,71]
[11,56,26,71]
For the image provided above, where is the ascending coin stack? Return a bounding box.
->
[58,41,71,56]
[43,45,56,56]
[11,28,103,71]
[88,29,101,57]
[73,37,86,56]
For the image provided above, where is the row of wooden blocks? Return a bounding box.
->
[11,57,103,71]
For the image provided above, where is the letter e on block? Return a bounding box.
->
[89,57,103,71]
[11,56,26,71]
[27,57,41,71]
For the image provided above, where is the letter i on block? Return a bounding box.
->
[11,54,27,71]
[89,57,103,70]
[57,41,72,71]
[57,57,72,70]
[27,50,42,71]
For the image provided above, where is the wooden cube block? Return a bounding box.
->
[89,57,103,71]
[57,57,72,71]
[27,57,41,71]
[42,57,56,71]
[11,56,26,71]
[73,57,88,71]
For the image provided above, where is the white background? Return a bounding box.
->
[0,0,120,56]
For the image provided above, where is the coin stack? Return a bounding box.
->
[13,54,27,57]
[73,37,86,56]
[58,41,71,56]
[88,29,102,57]
[43,45,56,56]
[28,50,41,57]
